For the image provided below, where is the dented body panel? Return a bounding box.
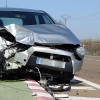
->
[5,24,80,45]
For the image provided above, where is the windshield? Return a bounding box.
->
[0,11,55,27]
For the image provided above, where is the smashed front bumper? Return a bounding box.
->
[1,44,84,74]
[25,46,84,74]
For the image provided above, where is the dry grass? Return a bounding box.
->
[81,38,100,56]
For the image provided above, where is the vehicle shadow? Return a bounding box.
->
[69,79,84,86]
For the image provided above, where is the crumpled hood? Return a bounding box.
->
[5,24,81,45]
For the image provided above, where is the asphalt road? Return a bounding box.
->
[77,55,100,85]
[0,55,100,100]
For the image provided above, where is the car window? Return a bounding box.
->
[0,18,23,26]
[0,11,55,27]
[43,15,54,24]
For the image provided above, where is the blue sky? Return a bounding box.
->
[0,0,100,39]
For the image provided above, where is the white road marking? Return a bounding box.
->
[74,76,100,89]
[24,81,39,85]
[85,55,100,62]
[59,96,100,100]
[49,86,95,90]
[25,79,100,100]
[96,60,100,61]
[53,94,68,98]
[85,55,100,58]
[69,86,95,90]
[28,86,45,90]
[87,59,93,60]
[32,92,53,98]
[85,58,100,61]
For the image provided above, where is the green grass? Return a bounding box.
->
[0,81,35,100]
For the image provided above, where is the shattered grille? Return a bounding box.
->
[33,52,71,62]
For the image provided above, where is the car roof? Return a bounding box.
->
[0,7,44,13]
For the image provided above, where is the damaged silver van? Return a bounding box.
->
[0,8,85,82]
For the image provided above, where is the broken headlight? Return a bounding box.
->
[76,46,85,58]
